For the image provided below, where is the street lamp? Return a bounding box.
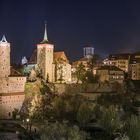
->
[26,118,30,122]
[26,118,32,132]
[26,118,30,130]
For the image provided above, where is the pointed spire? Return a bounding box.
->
[43,21,48,42]
[1,35,7,43]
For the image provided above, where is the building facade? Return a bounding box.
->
[130,52,140,80]
[95,66,124,83]
[103,54,130,73]
[131,62,140,80]
[83,45,94,59]
[27,24,71,83]
[54,51,71,83]
[103,52,140,80]
[0,36,10,77]
[37,24,54,82]
[0,36,26,119]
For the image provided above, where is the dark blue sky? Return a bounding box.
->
[0,0,140,63]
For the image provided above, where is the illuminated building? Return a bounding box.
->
[27,24,71,83]
[0,36,26,119]
[54,51,71,83]
[72,45,95,71]
[130,52,140,80]
[96,65,124,83]
[71,45,98,83]
[103,53,130,73]
[83,45,94,59]
[103,52,140,80]
[37,23,54,82]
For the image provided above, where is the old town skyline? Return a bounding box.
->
[0,0,140,63]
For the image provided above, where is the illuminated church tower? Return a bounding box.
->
[0,35,10,77]
[37,24,54,82]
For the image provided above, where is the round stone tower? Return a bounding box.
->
[0,36,10,77]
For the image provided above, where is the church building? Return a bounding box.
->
[27,24,71,83]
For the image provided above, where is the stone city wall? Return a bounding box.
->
[0,93,25,119]
[49,83,123,95]
[0,77,26,93]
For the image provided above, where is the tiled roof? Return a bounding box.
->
[108,53,130,60]
[108,52,140,61]
[97,65,123,71]
[130,58,140,64]
[40,40,53,44]
[133,52,140,55]
[72,57,90,67]
[54,51,69,63]
[28,50,70,64]
[79,57,90,61]
[10,67,23,76]
[28,49,37,64]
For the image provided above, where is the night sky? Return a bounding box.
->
[0,0,140,63]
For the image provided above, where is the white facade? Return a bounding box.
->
[37,43,54,82]
[37,25,71,83]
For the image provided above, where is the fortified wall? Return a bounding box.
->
[0,77,26,93]
[0,36,26,119]
[51,83,124,94]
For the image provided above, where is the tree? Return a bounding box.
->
[74,62,86,83]
[12,108,19,119]
[40,81,52,94]
[57,64,64,83]
[99,106,122,140]
[54,58,66,83]
[40,121,88,140]
[51,93,86,122]
[46,73,49,83]
[77,103,93,127]
[86,54,102,72]
[125,115,140,140]
[84,54,101,83]
[28,69,36,82]
[115,135,129,140]
[20,96,32,119]
[29,95,48,120]
[52,96,66,120]
[36,48,46,79]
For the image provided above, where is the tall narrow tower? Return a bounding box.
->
[37,24,54,82]
[0,36,10,77]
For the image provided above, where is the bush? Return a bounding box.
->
[99,106,122,140]
[52,96,66,120]
[77,103,93,127]
[125,115,140,140]
[115,134,129,140]
[40,122,88,140]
